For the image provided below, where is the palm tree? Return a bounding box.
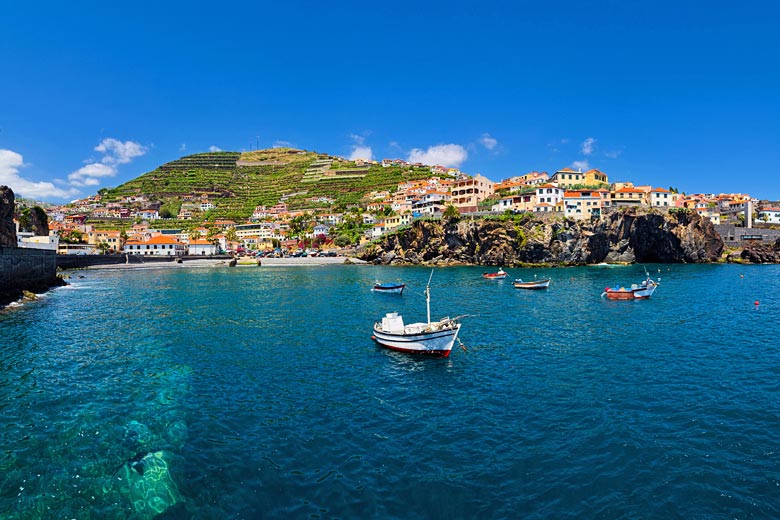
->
[443,204,460,220]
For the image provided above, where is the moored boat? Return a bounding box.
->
[513,278,551,289]
[372,272,462,357]
[482,268,507,279]
[372,282,405,294]
[601,277,658,300]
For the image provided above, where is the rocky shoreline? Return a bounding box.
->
[358,208,731,266]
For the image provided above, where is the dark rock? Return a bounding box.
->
[358,208,724,266]
[738,237,780,263]
[0,186,16,247]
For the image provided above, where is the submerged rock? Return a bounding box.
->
[116,450,183,518]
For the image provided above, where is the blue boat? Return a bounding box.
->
[372,282,405,294]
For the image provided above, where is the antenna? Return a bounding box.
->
[426,269,434,325]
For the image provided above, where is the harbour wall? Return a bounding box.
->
[56,254,234,270]
[0,246,63,306]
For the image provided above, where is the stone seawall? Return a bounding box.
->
[56,254,235,270]
[0,246,64,306]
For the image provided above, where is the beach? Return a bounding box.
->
[79,255,366,270]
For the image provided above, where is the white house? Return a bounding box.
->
[188,238,217,255]
[650,188,678,209]
[534,184,564,212]
[758,207,780,224]
[137,208,160,220]
[124,235,185,256]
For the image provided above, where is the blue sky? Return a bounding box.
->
[1,1,779,202]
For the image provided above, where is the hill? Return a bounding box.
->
[102,148,444,221]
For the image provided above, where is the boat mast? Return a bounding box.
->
[426,270,435,325]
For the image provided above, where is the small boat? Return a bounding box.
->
[601,277,658,300]
[372,272,462,357]
[513,278,551,289]
[482,268,507,279]
[372,282,405,294]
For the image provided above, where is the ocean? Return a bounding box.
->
[1,263,778,519]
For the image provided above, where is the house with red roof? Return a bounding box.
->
[534,184,564,212]
[563,189,610,220]
[123,235,185,256]
[611,187,647,208]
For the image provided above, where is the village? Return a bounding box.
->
[13,160,779,257]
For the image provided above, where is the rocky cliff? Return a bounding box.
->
[0,185,17,247]
[359,208,724,266]
[732,237,780,263]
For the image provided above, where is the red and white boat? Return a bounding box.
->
[372,272,462,357]
[482,268,507,280]
[601,277,658,300]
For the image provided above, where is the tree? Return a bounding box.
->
[97,241,111,254]
[62,230,83,244]
[443,205,460,220]
[188,227,201,243]
[225,228,238,243]
[288,214,308,239]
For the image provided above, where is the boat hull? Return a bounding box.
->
[602,282,657,300]
[372,284,405,294]
[482,274,507,279]
[513,279,550,289]
[372,322,461,357]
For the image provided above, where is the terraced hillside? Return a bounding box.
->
[102,149,441,220]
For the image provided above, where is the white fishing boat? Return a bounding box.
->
[371,272,462,357]
[513,277,551,289]
[601,276,658,300]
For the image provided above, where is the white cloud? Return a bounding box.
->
[209,145,222,152]
[349,145,373,161]
[95,138,147,165]
[179,143,187,152]
[273,140,294,149]
[67,138,147,190]
[581,137,596,156]
[68,163,117,187]
[605,150,622,159]
[348,134,374,161]
[479,133,498,150]
[571,160,590,171]
[0,149,78,199]
[408,144,468,168]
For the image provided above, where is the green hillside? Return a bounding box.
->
[102,148,442,220]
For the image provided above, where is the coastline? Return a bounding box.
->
[75,256,367,270]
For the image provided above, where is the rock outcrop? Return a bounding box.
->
[18,205,49,236]
[0,185,17,247]
[734,237,780,263]
[359,208,724,266]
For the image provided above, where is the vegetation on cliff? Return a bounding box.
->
[358,208,724,266]
[101,149,443,221]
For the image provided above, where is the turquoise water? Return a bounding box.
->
[1,263,779,519]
